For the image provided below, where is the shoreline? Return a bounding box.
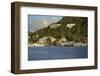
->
[28,42,87,48]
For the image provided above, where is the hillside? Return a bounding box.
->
[28,16,88,44]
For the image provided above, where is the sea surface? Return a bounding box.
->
[28,46,88,61]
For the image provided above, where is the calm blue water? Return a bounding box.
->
[28,46,88,61]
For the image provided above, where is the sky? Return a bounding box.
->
[28,15,63,32]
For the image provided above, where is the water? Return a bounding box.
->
[28,46,88,61]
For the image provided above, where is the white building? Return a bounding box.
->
[56,37,67,46]
[58,37,67,43]
[73,42,87,47]
[49,23,61,28]
[39,36,56,44]
[67,23,75,28]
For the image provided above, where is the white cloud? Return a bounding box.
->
[50,17,59,23]
[29,19,49,32]
[29,17,62,32]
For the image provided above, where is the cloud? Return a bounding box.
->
[28,16,62,32]
[50,17,59,23]
[29,19,49,32]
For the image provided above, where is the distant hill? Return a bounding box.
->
[28,16,88,43]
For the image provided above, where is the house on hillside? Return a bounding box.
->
[59,37,67,42]
[39,36,56,44]
[56,37,67,46]
[49,23,61,28]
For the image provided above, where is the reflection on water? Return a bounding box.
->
[28,46,88,61]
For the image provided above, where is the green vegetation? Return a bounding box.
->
[28,16,88,44]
